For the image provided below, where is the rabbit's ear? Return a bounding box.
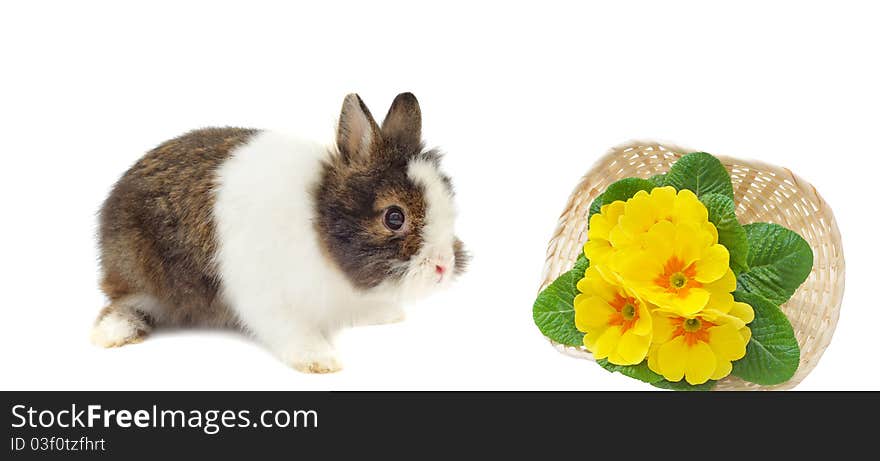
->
[337,93,381,162]
[381,92,422,150]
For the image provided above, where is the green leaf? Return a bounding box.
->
[700,193,749,275]
[651,379,717,391]
[587,192,604,223]
[649,173,667,187]
[533,268,584,347]
[597,359,664,384]
[731,291,800,385]
[665,152,734,199]
[736,223,813,305]
[570,253,590,293]
[601,177,656,205]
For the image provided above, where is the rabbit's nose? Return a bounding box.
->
[435,265,446,276]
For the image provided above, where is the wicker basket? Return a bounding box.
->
[540,141,845,390]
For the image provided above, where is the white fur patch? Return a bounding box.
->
[90,311,140,348]
[212,131,395,370]
[401,158,458,298]
[90,295,158,347]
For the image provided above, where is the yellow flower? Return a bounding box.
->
[577,184,756,385]
[613,187,715,246]
[584,200,626,266]
[584,187,718,267]
[615,220,730,316]
[574,266,653,365]
[647,302,754,385]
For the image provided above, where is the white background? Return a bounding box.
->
[1,1,877,390]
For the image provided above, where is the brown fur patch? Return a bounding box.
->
[98,127,257,327]
[373,189,426,257]
[314,152,428,288]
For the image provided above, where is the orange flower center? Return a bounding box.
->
[608,294,640,334]
[654,257,702,298]
[671,317,715,347]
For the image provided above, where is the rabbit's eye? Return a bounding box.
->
[383,206,406,231]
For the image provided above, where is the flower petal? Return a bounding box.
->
[645,221,676,261]
[684,341,716,385]
[651,311,676,344]
[588,214,613,241]
[702,222,719,245]
[708,324,748,361]
[656,336,688,382]
[700,309,745,330]
[739,326,752,344]
[592,326,623,360]
[582,327,604,350]
[710,354,733,380]
[647,345,662,375]
[615,250,663,285]
[651,186,676,215]
[665,287,711,316]
[674,189,708,223]
[709,268,737,293]
[575,276,590,295]
[574,295,615,332]
[595,264,627,287]
[583,240,613,266]
[608,225,634,249]
[704,291,733,314]
[673,222,705,266]
[619,193,655,236]
[604,200,626,222]
[612,330,651,365]
[729,301,755,324]
[694,244,730,283]
[703,270,737,313]
[578,266,619,302]
[630,300,654,336]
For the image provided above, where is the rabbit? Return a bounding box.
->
[90,92,467,373]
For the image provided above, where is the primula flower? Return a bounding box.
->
[615,220,730,315]
[585,187,718,267]
[574,266,652,365]
[584,200,626,266]
[612,187,716,246]
[647,301,754,385]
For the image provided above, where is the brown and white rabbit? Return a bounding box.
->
[91,92,467,373]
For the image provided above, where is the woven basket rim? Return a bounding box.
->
[539,140,845,390]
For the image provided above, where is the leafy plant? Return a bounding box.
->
[533,151,813,390]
